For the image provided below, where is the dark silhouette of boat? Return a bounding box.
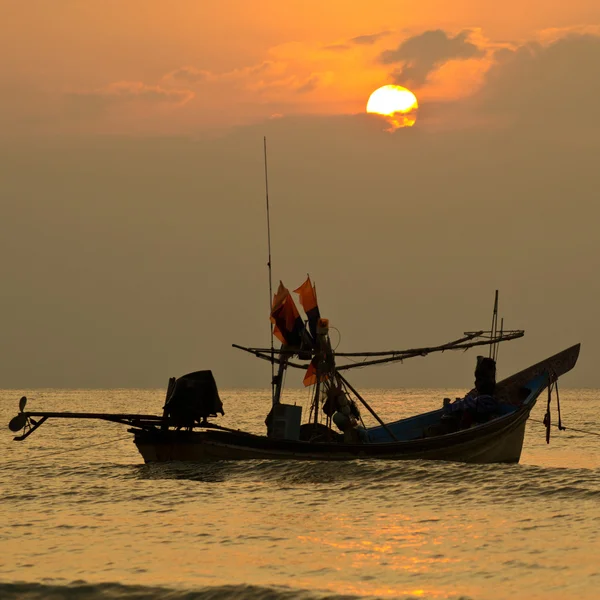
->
[129,344,579,464]
[7,284,580,465]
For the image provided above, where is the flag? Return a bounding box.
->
[270,281,304,347]
[302,356,329,387]
[294,276,320,339]
[303,357,318,387]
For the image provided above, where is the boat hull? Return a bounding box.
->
[132,402,532,464]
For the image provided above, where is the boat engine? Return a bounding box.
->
[163,370,224,428]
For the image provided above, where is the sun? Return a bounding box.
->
[366,85,418,129]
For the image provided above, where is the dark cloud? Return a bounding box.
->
[324,31,390,51]
[350,31,390,45]
[379,29,484,86]
[473,33,600,127]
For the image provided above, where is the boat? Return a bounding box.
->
[7,282,580,465]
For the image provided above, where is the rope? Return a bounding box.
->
[555,377,565,430]
[1,434,132,468]
[330,326,342,351]
[543,372,567,443]
[543,378,553,443]
[529,418,600,437]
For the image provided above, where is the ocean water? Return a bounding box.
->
[1,388,599,600]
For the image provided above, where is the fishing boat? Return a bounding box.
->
[7,282,580,464]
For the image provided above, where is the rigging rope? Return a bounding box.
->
[330,326,342,351]
[537,373,600,441]
[529,418,600,438]
[1,434,133,468]
[543,373,567,443]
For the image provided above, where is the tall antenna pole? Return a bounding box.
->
[264,136,275,403]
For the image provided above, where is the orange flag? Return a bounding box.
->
[303,357,318,387]
[293,276,320,339]
[302,356,328,387]
[270,281,303,346]
[294,276,318,313]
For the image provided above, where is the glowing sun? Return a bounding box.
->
[366,85,418,129]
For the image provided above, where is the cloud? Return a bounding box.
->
[324,31,391,52]
[164,49,339,102]
[379,29,484,86]
[350,31,391,45]
[244,71,332,97]
[407,30,600,138]
[66,81,194,116]
[295,74,323,93]
[536,24,600,45]
[324,43,350,52]
[22,28,600,138]
[162,61,290,93]
[471,33,600,129]
[165,66,210,84]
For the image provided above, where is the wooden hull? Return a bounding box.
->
[132,402,531,464]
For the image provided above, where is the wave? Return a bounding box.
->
[0,581,438,600]
[133,459,600,501]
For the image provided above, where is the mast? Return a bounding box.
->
[311,320,325,425]
[272,360,288,405]
[494,317,504,363]
[313,375,321,425]
[489,290,498,359]
[263,136,276,404]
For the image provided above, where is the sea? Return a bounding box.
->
[1,388,599,600]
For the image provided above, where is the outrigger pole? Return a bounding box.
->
[232,329,524,371]
[9,401,242,443]
[263,136,276,405]
[8,396,164,442]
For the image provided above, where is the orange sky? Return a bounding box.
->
[2,1,600,135]
[2,2,600,386]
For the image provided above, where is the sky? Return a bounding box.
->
[1,1,600,389]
